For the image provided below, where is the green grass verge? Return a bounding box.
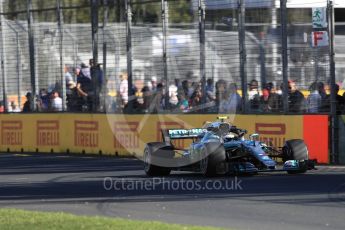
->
[0,209,226,230]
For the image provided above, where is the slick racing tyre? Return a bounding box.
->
[199,143,226,177]
[143,143,173,177]
[282,139,309,161]
[283,139,309,174]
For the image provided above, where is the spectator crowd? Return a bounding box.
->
[108,72,345,115]
[1,63,345,114]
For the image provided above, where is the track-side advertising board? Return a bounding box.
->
[0,114,329,163]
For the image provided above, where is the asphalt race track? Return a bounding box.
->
[0,153,345,230]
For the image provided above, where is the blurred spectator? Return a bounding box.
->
[181,80,189,100]
[180,79,192,100]
[151,76,158,92]
[175,78,181,88]
[178,93,189,113]
[89,59,104,111]
[147,81,153,91]
[260,89,270,112]
[228,83,242,113]
[322,84,345,114]
[267,83,282,112]
[65,65,73,96]
[318,82,329,112]
[218,93,228,114]
[190,87,203,111]
[51,91,63,112]
[288,80,306,113]
[39,89,50,111]
[219,83,242,114]
[168,83,179,110]
[117,90,124,113]
[133,82,144,113]
[77,63,93,111]
[66,81,82,112]
[205,78,217,113]
[8,101,20,113]
[191,82,199,98]
[205,79,214,94]
[74,65,81,77]
[132,79,145,113]
[0,101,4,113]
[119,73,128,108]
[142,86,153,113]
[105,94,117,113]
[216,79,227,113]
[80,63,91,79]
[248,79,260,111]
[306,82,321,113]
[187,80,194,99]
[335,84,345,114]
[276,82,283,96]
[150,83,164,113]
[23,92,32,113]
[89,59,104,87]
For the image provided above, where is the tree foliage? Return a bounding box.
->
[3,0,193,24]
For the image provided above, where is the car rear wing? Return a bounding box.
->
[161,128,206,143]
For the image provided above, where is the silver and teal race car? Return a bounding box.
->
[143,117,316,177]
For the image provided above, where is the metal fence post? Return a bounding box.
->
[0,1,8,112]
[126,0,133,112]
[238,0,247,113]
[114,0,122,97]
[280,0,289,114]
[199,0,206,107]
[162,0,169,110]
[5,22,22,110]
[15,29,22,110]
[259,34,266,89]
[102,0,109,112]
[27,0,37,111]
[91,0,99,112]
[91,0,99,65]
[328,0,338,164]
[57,0,66,111]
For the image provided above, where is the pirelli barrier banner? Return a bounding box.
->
[0,114,329,163]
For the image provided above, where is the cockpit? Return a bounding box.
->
[202,122,247,141]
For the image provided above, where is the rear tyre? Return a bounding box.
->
[143,143,171,177]
[283,139,309,174]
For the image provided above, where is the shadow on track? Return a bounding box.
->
[0,153,345,207]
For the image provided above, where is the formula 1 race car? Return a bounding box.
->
[143,117,316,177]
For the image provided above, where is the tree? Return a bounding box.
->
[3,0,193,24]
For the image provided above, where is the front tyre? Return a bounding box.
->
[282,139,309,161]
[283,139,309,174]
[144,144,171,177]
[199,143,226,177]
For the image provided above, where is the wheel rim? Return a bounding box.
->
[143,148,151,172]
